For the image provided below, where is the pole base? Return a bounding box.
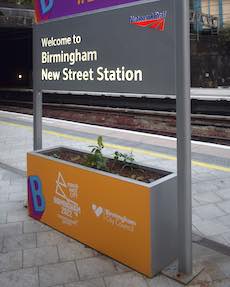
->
[162,260,204,285]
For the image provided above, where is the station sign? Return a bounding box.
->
[34,0,175,96]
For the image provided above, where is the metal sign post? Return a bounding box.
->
[33,24,43,151]
[33,90,42,151]
[176,0,192,274]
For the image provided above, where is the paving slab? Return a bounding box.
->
[208,235,229,247]
[0,237,3,253]
[7,209,28,223]
[222,232,230,246]
[65,278,106,287]
[216,188,230,200]
[193,219,230,237]
[39,262,79,287]
[217,260,230,278]
[0,192,8,202]
[76,256,117,280]
[113,261,132,273]
[2,233,36,252]
[8,191,26,202]
[0,222,23,236]
[212,279,230,287]
[217,200,230,214]
[0,201,24,212]
[23,219,51,233]
[37,230,72,247]
[58,242,96,261]
[216,215,230,228]
[192,243,221,261]
[191,171,219,183]
[0,267,39,287]
[192,181,220,193]
[23,246,59,268]
[193,204,226,220]
[0,250,22,272]
[0,211,7,224]
[0,184,24,194]
[193,191,223,205]
[147,274,183,286]
[104,272,148,287]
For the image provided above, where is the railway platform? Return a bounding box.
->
[0,110,230,286]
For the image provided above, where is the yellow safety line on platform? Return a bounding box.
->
[0,120,32,130]
[0,120,230,173]
[45,130,177,160]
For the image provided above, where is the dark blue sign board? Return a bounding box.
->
[34,0,175,96]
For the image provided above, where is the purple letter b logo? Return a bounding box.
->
[28,176,45,220]
[40,0,54,15]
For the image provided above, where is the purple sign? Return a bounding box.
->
[35,0,144,23]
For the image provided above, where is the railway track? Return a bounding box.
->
[0,88,230,115]
[0,101,229,145]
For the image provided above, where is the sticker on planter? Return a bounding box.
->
[92,203,136,232]
[53,172,81,226]
[28,175,46,220]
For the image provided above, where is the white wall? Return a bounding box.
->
[201,0,230,26]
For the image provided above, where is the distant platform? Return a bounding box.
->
[0,87,229,100]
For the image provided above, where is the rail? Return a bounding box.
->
[0,100,229,145]
[0,87,229,101]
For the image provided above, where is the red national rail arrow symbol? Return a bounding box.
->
[131,18,165,31]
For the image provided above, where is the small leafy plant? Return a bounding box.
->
[85,136,135,175]
[112,151,134,172]
[52,153,61,159]
[85,136,108,171]
[113,151,134,165]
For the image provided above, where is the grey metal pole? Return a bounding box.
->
[33,90,43,150]
[176,0,192,275]
[33,22,43,151]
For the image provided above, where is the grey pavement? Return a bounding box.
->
[0,110,230,286]
[0,168,230,286]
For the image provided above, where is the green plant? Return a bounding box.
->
[85,136,108,171]
[113,151,134,165]
[112,151,135,173]
[52,153,61,159]
[85,136,135,175]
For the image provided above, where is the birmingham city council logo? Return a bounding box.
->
[91,203,137,232]
[129,10,167,31]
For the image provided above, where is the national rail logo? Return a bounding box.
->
[129,10,167,31]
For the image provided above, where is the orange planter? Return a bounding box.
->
[27,146,177,277]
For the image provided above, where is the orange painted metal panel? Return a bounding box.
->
[27,153,153,276]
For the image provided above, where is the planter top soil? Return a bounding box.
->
[42,147,170,183]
